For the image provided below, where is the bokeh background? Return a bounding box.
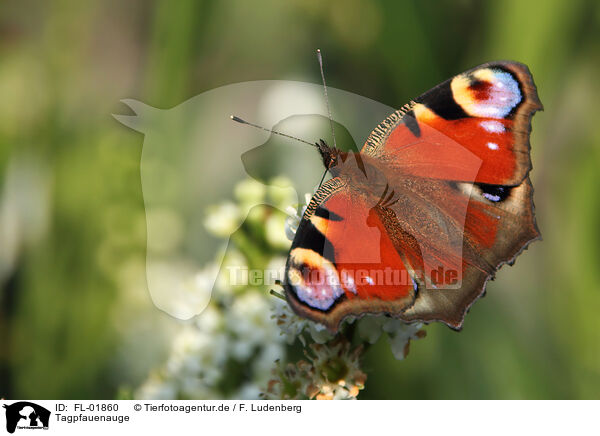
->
[1,0,599,399]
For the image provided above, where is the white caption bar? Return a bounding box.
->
[1,400,597,436]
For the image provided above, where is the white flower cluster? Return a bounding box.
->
[204,177,297,249]
[272,298,333,345]
[135,292,286,400]
[262,338,366,400]
[135,177,299,400]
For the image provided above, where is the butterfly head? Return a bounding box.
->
[316,139,343,170]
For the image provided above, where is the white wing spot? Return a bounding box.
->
[487,142,499,150]
[480,120,505,133]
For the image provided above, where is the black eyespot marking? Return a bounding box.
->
[476,183,513,203]
[403,110,421,137]
[448,181,514,203]
[314,206,343,221]
[416,79,469,120]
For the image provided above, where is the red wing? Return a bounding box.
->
[362,61,542,186]
[284,177,416,332]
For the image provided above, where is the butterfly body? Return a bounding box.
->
[284,61,542,333]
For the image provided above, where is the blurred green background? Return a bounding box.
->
[0,0,599,399]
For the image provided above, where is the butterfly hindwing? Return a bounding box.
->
[399,177,540,327]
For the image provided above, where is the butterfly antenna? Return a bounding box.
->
[230,115,317,148]
[317,49,338,149]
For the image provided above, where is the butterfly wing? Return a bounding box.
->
[285,176,417,331]
[399,178,539,327]
[363,61,542,185]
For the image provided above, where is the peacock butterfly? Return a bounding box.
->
[283,60,542,333]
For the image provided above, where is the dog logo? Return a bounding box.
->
[2,402,50,433]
